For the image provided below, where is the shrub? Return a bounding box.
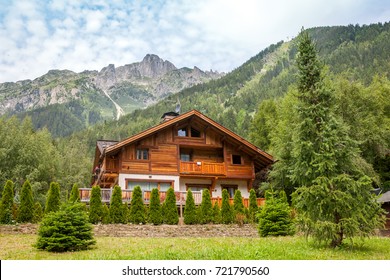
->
[221,189,233,224]
[184,189,197,224]
[35,203,96,252]
[17,180,34,223]
[212,202,221,224]
[0,180,14,224]
[129,186,146,224]
[199,189,213,224]
[32,202,43,223]
[109,185,126,223]
[149,188,162,225]
[248,189,259,223]
[258,190,295,237]
[101,204,110,224]
[233,189,245,224]
[45,182,61,214]
[89,186,103,224]
[69,183,80,203]
[163,187,178,225]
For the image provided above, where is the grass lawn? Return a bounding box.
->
[1,234,390,260]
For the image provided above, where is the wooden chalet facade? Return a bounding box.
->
[81,110,274,206]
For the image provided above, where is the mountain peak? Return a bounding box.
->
[140,54,177,78]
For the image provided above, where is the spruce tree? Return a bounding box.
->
[163,187,178,225]
[0,180,14,224]
[109,185,126,223]
[258,190,295,237]
[69,183,80,203]
[35,203,96,252]
[248,189,258,223]
[17,180,34,223]
[45,182,61,214]
[199,189,213,224]
[220,189,233,224]
[32,202,43,223]
[149,188,162,225]
[129,186,146,224]
[284,30,384,247]
[89,185,103,224]
[184,189,197,224]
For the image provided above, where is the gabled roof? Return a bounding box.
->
[104,109,274,167]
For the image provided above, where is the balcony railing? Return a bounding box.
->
[180,161,226,175]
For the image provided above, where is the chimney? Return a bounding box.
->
[161,111,179,123]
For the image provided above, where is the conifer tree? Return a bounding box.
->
[17,180,34,223]
[233,189,245,215]
[149,188,162,225]
[89,185,103,224]
[212,202,220,224]
[275,29,385,247]
[184,189,197,224]
[199,189,213,224]
[45,182,61,214]
[129,186,146,224]
[109,185,126,223]
[248,189,258,223]
[69,183,80,203]
[32,202,43,223]
[101,203,110,224]
[163,187,178,225]
[0,180,14,224]
[220,189,233,224]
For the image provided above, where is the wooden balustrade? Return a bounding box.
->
[180,161,226,175]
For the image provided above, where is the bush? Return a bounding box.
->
[45,182,61,214]
[199,189,213,224]
[233,189,245,224]
[35,203,96,252]
[149,188,162,225]
[17,180,34,223]
[257,190,295,237]
[129,186,146,224]
[220,189,233,224]
[184,189,197,224]
[212,202,221,224]
[248,189,259,223]
[163,187,178,225]
[32,202,43,223]
[101,204,110,224]
[109,186,127,223]
[69,183,80,203]
[89,186,103,224]
[0,180,14,224]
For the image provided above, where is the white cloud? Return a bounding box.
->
[0,0,389,82]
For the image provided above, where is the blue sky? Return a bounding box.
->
[0,0,389,82]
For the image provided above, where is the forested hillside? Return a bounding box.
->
[1,22,389,200]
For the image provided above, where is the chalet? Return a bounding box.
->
[80,110,274,207]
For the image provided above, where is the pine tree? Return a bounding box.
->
[220,189,233,224]
[69,183,80,203]
[45,182,61,214]
[0,180,14,224]
[163,187,178,225]
[89,185,103,224]
[285,30,384,247]
[17,180,34,223]
[184,189,197,224]
[129,186,146,224]
[35,203,96,252]
[32,202,43,223]
[149,188,162,225]
[109,185,126,223]
[248,189,258,223]
[258,190,295,237]
[199,189,213,224]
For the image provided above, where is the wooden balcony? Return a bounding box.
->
[180,161,226,176]
[79,188,264,207]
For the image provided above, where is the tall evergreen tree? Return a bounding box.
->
[17,180,34,223]
[275,29,385,247]
[89,185,103,224]
[248,189,259,223]
[32,202,43,223]
[149,188,162,225]
[184,189,197,224]
[109,185,126,223]
[69,183,80,203]
[220,189,233,224]
[199,189,213,224]
[0,180,14,224]
[163,187,178,225]
[45,182,61,214]
[129,186,146,224]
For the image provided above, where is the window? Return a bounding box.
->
[127,181,172,191]
[221,184,238,198]
[190,127,201,138]
[232,154,242,165]
[186,184,210,192]
[136,149,149,160]
[177,128,187,137]
[180,149,192,162]
[178,126,202,138]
